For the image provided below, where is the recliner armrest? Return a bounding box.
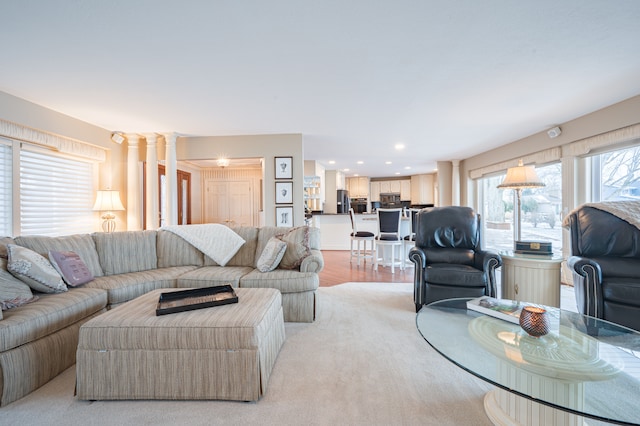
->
[568,255,603,283]
[408,246,426,269]
[473,249,502,272]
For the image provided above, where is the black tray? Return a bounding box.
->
[156,285,238,316]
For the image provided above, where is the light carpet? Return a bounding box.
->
[0,282,493,426]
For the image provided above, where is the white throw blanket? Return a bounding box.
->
[563,200,640,231]
[161,224,245,266]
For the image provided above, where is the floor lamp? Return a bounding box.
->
[497,160,545,244]
[93,190,125,232]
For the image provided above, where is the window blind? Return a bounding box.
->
[20,148,94,236]
[0,140,11,235]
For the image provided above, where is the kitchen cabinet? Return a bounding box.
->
[400,180,411,200]
[371,179,412,202]
[411,174,434,204]
[379,181,391,193]
[347,177,370,198]
[370,182,380,202]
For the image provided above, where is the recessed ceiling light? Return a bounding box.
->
[329,160,336,164]
[395,172,401,175]
[394,144,405,150]
[357,161,363,165]
[385,161,392,165]
[343,168,350,172]
[404,166,411,170]
[354,174,359,177]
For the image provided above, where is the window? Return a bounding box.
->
[591,144,640,202]
[0,139,12,236]
[479,163,563,256]
[18,146,95,236]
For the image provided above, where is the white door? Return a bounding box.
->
[204,179,253,226]
[227,181,253,226]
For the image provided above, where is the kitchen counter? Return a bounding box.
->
[311,213,407,250]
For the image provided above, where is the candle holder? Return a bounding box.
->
[519,306,550,337]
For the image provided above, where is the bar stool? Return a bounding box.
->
[403,208,421,267]
[374,208,404,273]
[349,208,375,265]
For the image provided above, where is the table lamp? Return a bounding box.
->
[497,159,545,244]
[93,190,125,232]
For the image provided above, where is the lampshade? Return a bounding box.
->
[93,190,125,211]
[497,160,545,189]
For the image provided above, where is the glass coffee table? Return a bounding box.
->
[416,298,640,426]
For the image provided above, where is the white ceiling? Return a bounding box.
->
[1,1,640,178]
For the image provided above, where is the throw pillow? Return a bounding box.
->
[6,244,67,293]
[277,226,311,270]
[48,250,94,287]
[1,257,39,310]
[256,237,287,272]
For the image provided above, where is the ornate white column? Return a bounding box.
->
[143,133,159,230]
[126,134,142,231]
[452,159,460,206]
[163,132,178,226]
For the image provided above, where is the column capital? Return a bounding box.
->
[162,132,178,145]
[141,133,159,144]
[125,133,141,145]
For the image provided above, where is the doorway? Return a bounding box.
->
[143,164,191,229]
[204,179,254,226]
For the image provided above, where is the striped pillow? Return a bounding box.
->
[1,258,38,311]
[256,237,287,272]
[7,245,67,294]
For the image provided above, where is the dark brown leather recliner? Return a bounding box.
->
[567,205,640,332]
[409,206,502,312]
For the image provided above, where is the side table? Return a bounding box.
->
[499,251,563,307]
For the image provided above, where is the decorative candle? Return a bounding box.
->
[519,306,550,337]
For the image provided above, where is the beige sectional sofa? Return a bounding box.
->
[0,225,323,406]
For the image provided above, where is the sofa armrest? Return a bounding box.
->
[300,249,324,273]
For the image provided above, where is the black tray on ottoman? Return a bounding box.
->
[156,285,238,316]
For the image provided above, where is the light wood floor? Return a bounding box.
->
[319,250,414,287]
[318,250,577,312]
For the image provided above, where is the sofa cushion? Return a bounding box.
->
[1,258,38,310]
[92,231,158,275]
[13,234,104,277]
[156,230,204,268]
[256,237,287,272]
[0,287,107,352]
[240,269,319,293]
[203,226,259,267]
[425,263,487,286]
[176,266,254,289]
[48,250,94,287]
[84,266,197,306]
[6,245,67,294]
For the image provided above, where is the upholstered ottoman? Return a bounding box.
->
[76,287,285,401]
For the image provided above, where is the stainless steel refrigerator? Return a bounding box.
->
[337,189,350,213]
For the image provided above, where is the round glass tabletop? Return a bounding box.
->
[416,298,640,425]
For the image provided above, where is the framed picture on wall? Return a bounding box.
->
[276,206,294,227]
[275,156,293,179]
[275,181,293,204]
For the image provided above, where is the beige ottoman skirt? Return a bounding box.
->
[76,287,285,402]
